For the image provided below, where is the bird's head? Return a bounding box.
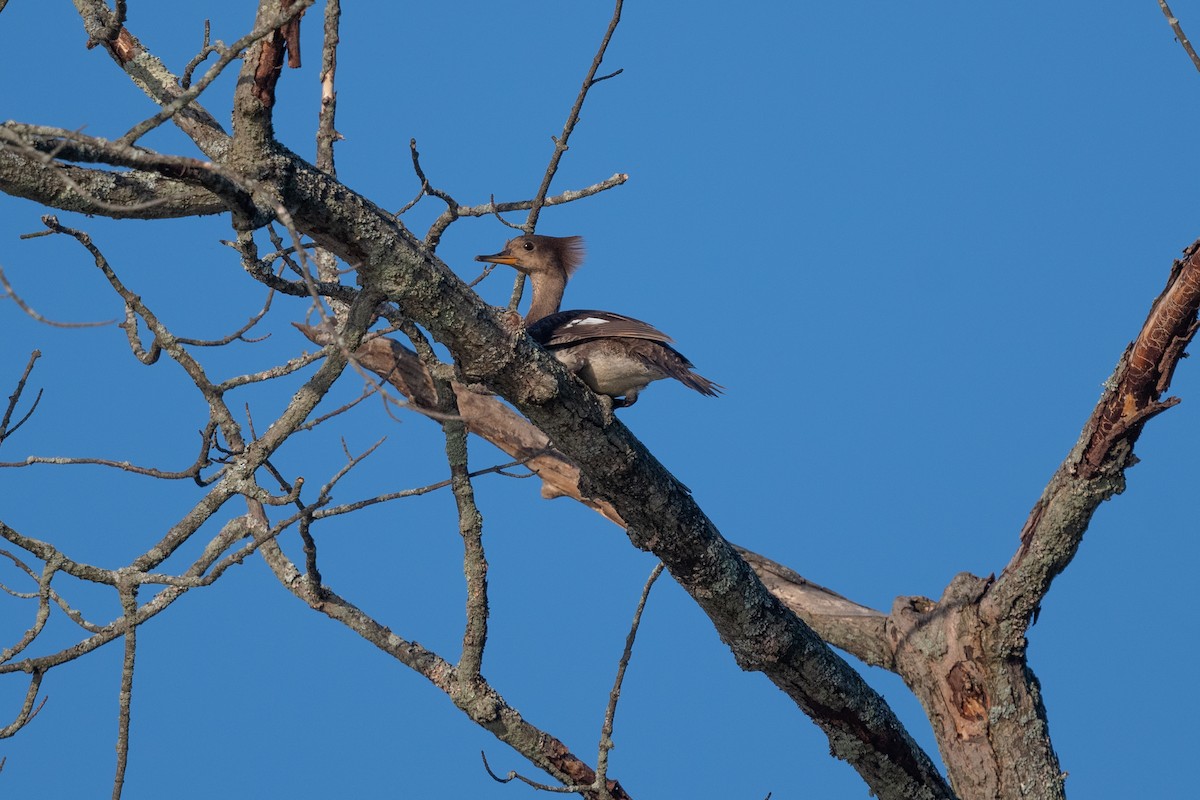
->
[475,234,585,279]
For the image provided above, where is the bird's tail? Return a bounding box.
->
[656,345,723,397]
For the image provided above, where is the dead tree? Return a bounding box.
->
[1,3,1197,799]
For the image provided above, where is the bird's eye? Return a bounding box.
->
[522,241,535,251]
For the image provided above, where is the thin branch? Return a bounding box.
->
[423,172,628,250]
[441,383,489,679]
[524,0,625,232]
[0,671,45,738]
[509,0,625,311]
[595,563,663,794]
[111,581,137,800]
[0,264,117,328]
[0,555,57,664]
[1159,0,1200,73]
[72,0,230,155]
[38,215,245,450]
[256,536,627,799]
[0,350,43,445]
[176,282,278,346]
[216,345,332,392]
[0,516,270,677]
[181,20,215,89]
[300,457,536,521]
[481,751,589,794]
[0,454,212,480]
[297,383,378,431]
[316,0,342,173]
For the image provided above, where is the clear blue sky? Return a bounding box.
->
[2,2,1199,798]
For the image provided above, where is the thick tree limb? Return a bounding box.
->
[295,324,626,525]
[6,4,958,797]
[267,148,948,797]
[298,321,898,673]
[0,149,225,219]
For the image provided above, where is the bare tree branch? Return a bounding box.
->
[0,262,116,327]
[984,238,1200,644]
[439,381,490,680]
[1159,0,1200,73]
[0,350,43,446]
[316,0,341,174]
[254,533,631,800]
[111,581,137,800]
[508,0,627,312]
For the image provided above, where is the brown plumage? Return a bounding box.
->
[475,234,722,408]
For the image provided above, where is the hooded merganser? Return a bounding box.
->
[476,234,722,408]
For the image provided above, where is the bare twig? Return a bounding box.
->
[0,454,213,479]
[595,563,663,794]
[216,346,332,392]
[297,383,379,431]
[299,457,537,521]
[423,172,628,251]
[177,283,278,346]
[0,264,117,328]
[255,529,629,799]
[440,383,489,679]
[509,0,625,311]
[481,750,588,794]
[525,0,625,232]
[316,0,342,174]
[39,216,244,448]
[1159,0,1200,73]
[111,581,137,800]
[0,350,43,445]
[478,565,657,799]
[0,556,56,664]
[0,671,45,738]
[181,20,216,89]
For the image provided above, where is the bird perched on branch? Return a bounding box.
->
[475,234,722,408]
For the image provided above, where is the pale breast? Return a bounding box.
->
[553,343,666,396]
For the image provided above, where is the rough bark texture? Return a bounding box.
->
[4,4,1200,799]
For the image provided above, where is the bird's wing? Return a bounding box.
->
[527,310,678,347]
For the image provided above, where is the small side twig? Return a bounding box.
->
[1,350,43,446]
[0,670,46,738]
[478,564,658,800]
[507,0,625,313]
[524,0,625,232]
[177,282,278,347]
[595,563,664,792]
[481,751,584,794]
[0,263,117,328]
[181,20,216,89]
